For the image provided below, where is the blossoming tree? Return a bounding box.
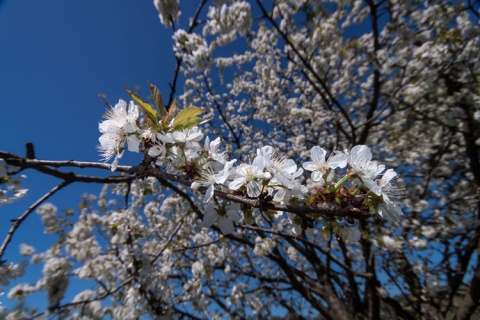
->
[1,0,479,319]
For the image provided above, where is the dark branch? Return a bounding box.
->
[0,150,372,219]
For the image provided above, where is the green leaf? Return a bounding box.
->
[173,117,204,131]
[148,82,165,118]
[172,106,205,127]
[124,84,158,124]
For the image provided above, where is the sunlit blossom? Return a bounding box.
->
[98,99,140,171]
[228,156,265,198]
[303,146,347,185]
[191,159,236,202]
[204,136,226,164]
[348,145,385,180]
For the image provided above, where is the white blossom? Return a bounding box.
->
[191,261,205,278]
[36,203,58,234]
[98,99,140,171]
[369,169,404,221]
[409,236,427,249]
[229,156,265,198]
[153,0,180,26]
[0,161,27,207]
[378,235,403,252]
[348,145,385,183]
[19,243,35,257]
[191,159,235,203]
[253,236,276,257]
[303,146,347,185]
[7,283,35,300]
[201,202,241,235]
[204,136,226,165]
[203,1,252,37]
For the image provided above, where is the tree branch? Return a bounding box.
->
[0,180,71,260]
[1,151,371,219]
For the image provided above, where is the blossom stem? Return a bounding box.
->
[334,174,350,191]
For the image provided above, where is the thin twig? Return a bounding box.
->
[0,180,71,259]
[165,0,208,109]
[27,277,134,320]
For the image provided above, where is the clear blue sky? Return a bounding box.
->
[0,0,179,311]
[0,0,176,160]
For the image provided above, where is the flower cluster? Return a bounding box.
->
[0,159,27,207]
[0,260,28,309]
[98,88,403,236]
[204,1,253,38]
[154,0,180,27]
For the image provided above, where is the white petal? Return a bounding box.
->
[148,145,165,157]
[274,173,293,189]
[292,168,304,179]
[247,181,262,198]
[128,101,139,118]
[123,120,138,133]
[328,152,348,169]
[363,178,382,196]
[172,131,186,142]
[191,181,200,190]
[311,171,323,183]
[302,161,317,171]
[186,127,204,141]
[111,156,119,172]
[252,155,265,171]
[126,135,140,153]
[218,216,235,234]
[378,202,402,221]
[157,133,175,143]
[349,145,372,166]
[381,169,397,186]
[204,185,214,203]
[216,162,234,184]
[374,164,386,177]
[273,189,287,203]
[311,146,327,164]
[281,159,297,174]
[226,207,241,222]
[257,145,273,158]
[200,210,218,228]
[98,134,116,149]
[229,177,246,190]
[99,120,115,134]
[210,137,221,150]
[115,99,127,110]
[204,136,211,151]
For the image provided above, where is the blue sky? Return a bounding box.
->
[0,0,179,311]
[0,0,176,160]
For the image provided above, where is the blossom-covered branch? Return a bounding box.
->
[1,0,478,318]
[96,87,403,235]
